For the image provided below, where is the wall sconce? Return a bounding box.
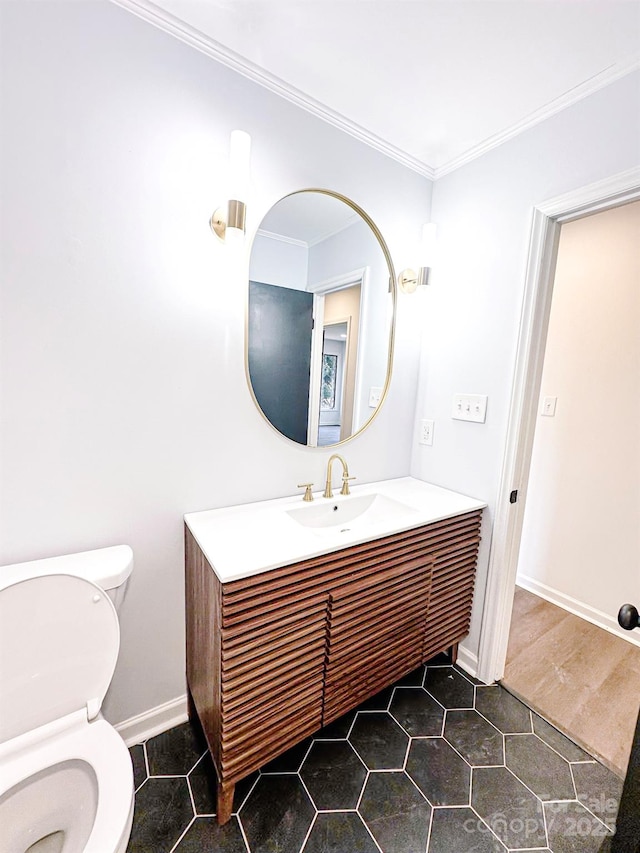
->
[398,223,437,293]
[210,130,251,242]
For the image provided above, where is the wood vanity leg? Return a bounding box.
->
[449,643,459,664]
[217,782,235,825]
[187,688,197,723]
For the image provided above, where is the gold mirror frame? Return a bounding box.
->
[245,189,396,448]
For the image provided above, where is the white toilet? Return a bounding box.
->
[0,546,135,853]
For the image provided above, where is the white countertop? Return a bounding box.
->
[184,477,486,583]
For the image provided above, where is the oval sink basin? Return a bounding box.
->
[286,493,417,530]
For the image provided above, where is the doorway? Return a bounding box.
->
[478,171,640,683]
[501,201,640,775]
[476,169,640,764]
[309,281,362,445]
[318,321,348,446]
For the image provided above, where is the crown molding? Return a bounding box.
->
[434,55,640,179]
[256,228,307,248]
[110,0,638,184]
[109,0,436,180]
[257,210,361,249]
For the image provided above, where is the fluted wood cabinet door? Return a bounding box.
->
[324,557,433,724]
[218,571,328,782]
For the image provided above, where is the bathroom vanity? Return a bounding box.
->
[184,477,484,823]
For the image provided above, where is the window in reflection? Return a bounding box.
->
[321,354,338,409]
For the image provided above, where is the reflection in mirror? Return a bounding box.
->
[247,190,395,447]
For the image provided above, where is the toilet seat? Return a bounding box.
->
[0,572,133,852]
[0,574,120,743]
[0,713,134,853]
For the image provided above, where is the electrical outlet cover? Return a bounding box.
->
[419,419,434,445]
[368,386,382,408]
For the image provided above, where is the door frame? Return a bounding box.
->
[307,267,368,445]
[477,166,640,685]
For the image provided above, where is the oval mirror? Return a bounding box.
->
[247,190,396,446]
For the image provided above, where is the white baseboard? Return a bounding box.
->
[517,575,640,650]
[114,694,189,747]
[457,644,483,681]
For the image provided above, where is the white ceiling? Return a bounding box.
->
[259,191,361,245]
[119,0,640,177]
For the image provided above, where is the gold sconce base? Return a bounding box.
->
[210,199,247,242]
[398,268,418,294]
[210,207,227,241]
[398,266,430,293]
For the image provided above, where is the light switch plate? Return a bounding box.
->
[541,396,557,417]
[452,394,488,423]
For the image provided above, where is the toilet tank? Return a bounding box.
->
[0,546,133,613]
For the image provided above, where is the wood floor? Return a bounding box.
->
[502,586,640,777]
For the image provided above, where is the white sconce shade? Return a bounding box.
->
[228,130,251,202]
[420,222,437,268]
[210,129,251,242]
[398,222,437,293]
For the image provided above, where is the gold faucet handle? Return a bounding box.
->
[297,483,314,502]
[340,476,356,496]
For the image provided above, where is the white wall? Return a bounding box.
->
[0,0,431,724]
[517,201,640,638]
[411,71,640,664]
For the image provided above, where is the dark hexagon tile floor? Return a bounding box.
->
[145,721,206,776]
[314,710,356,740]
[358,771,432,853]
[428,807,507,853]
[125,661,621,853]
[476,684,533,734]
[533,714,592,762]
[424,665,475,708]
[299,740,367,810]
[444,708,504,766]
[544,801,612,853]
[389,686,444,736]
[571,761,624,832]
[505,734,576,802]
[472,765,547,849]
[406,737,471,806]
[127,776,194,853]
[241,774,316,853]
[302,812,378,853]
[348,711,409,769]
[174,816,248,852]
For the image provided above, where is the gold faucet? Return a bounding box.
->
[323,454,356,498]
